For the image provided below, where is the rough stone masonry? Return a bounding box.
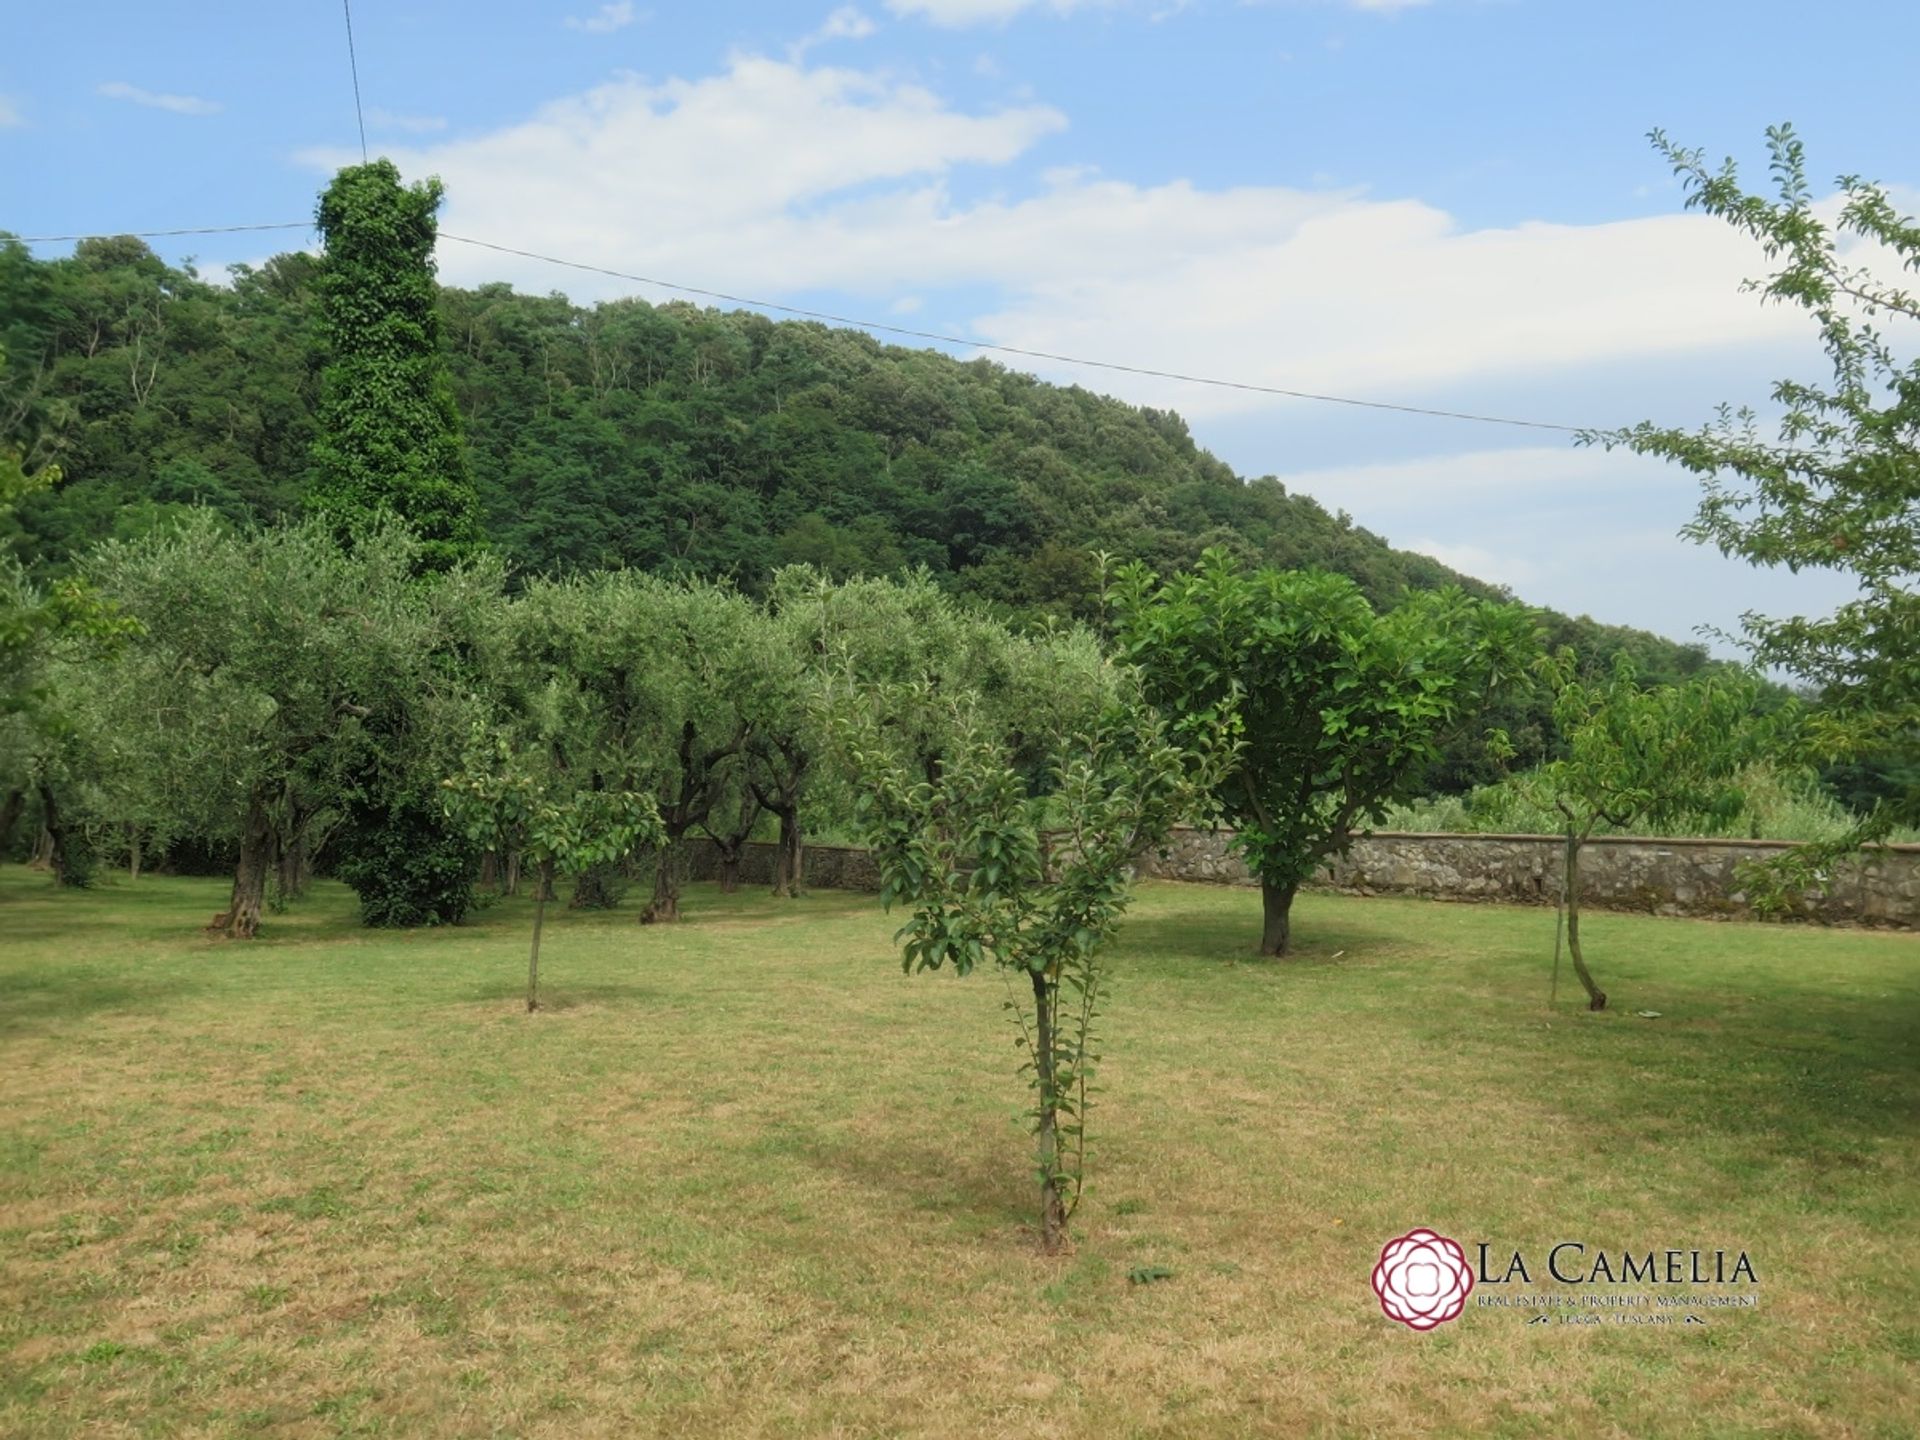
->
[1140,828,1918,928]
[686,829,1918,927]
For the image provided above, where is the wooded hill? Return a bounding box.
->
[0,233,1714,687]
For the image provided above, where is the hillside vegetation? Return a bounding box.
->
[2,235,1709,673]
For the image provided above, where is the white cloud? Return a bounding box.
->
[0,95,21,127]
[1267,445,1863,646]
[566,2,638,35]
[97,81,220,116]
[301,56,1066,263]
[293,50,1819,433]
[886,0,1109,25]
[819,6,879,40]
[791,7,879,59]
[1402,538,1537,589]
[367,107,448,134]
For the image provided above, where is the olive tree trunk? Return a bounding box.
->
[211,790,275,939]
[771,807,804,898]
[715,841,743,893]
[641,845,682,923]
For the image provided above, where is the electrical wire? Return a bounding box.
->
[342,0,368,163]
[10,222,1586,434]
[440,233,1583,434]
[14,223,314,243]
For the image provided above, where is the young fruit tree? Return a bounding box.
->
[1590,126,1920,874]
[1532,656,1779,1011]
[1110,547,1539,955]
[442,731,659,1013]
[847,673,1229,1254]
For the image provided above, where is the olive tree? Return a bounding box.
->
[1111,548,1539,955]
[83,517,462,937]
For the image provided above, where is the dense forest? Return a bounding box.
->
[1,236,1708,637]
[0,231,1744,797]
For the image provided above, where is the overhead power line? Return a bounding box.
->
[12,222,1585,434]
[341,0,369,164]
[15,223,314,243]
[440,234,1584,434]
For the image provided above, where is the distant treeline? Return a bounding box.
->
[1,233,1742,791]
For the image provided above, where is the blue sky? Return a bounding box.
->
[6,0,1917,649]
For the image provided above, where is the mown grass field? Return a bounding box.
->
[1,868,1915,1438]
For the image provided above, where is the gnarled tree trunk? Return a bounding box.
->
[211,790,275,939]
[770,806,804,898]
[714,841,743,893]
[37,784,87,887]
[641,845,682,923]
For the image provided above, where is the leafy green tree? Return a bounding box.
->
[1525,657,1778,1010]
[1593,125,1920,851]
[309,162,482,569]
[850,689,1222,1253]
[1111,548,1539,955]
[305,164,491,925]
[626,579,783,922]
[1,352,140,881]
[83,517,455,937]
[443,729,659,1012]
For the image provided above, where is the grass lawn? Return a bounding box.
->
[1,868,1915,1438]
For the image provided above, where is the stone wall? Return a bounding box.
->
[682,838,883,893]
[682,830,1919,927]
[1139,828,1919,928]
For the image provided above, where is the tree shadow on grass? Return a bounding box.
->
[0,971,210,1037]
[788,1129,1029,1234]
[1117,903,1430,969]
[1560,984,1920,1154]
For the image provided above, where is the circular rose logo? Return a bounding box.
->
[1371,1228,1475,1331]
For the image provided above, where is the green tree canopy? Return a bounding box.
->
[1593,125,1920,841]
[849,682,1225,1253]
[1523,656,1781,1010]
[81,516,481,937]
[1112,548,1540,955]
[309,162,482,571]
